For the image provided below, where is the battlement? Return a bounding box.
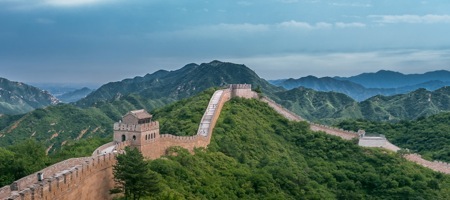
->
[160,134,199,141]
[405,153,450,174]
[229,84,251,89]
[113,121,159,132]
[0,152,117,200]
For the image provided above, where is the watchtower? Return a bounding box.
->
[113,109,160,149]
[230,84,254,98]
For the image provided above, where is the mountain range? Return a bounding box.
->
[335,70,450,88]
[275,86,450,123]
[76,60,281,107]
[271,70,450,101]
[1,61,450,151]
[0,78,59,115]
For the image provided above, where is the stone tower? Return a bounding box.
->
[230,84,255,98]
[113,109,160,150]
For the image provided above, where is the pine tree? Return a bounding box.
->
[112,147,160,200]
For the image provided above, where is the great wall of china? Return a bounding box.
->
[1,84,450,200]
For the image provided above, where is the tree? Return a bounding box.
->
[0,147,16,186]
[112,147,160,200]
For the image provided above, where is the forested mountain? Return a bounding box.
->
[76,60,281,107]
[270,74,450,101]
[274,87,362,123]
[274,86,450,123]
[360,86,450,121]
[0,77,59,115]
[334,70,450,88]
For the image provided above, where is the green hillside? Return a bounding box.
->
[144,97,450,199]
[360,87,450,121]
[274,87,362,123]
[273,86,450,123]
[337,112,450,162]
[0,104,113,154]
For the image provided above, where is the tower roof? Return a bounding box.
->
[128,109,152,119]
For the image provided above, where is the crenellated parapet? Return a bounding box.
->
[404,154,450,174]
[0,152,117,200]
[229,84,257,99]
[113,121,159,132]
[160,134,198,141]
[230,84,251,89]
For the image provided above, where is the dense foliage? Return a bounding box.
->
[336,112,450,162]
[142,98,450,199]
[0,137,109,187]
[0,139,48,186]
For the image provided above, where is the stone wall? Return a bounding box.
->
[405,154,450,174]
[138,89,231,159]
[92,141,115,156]
[260,97,304,121]
[230,84,257,99]
[1,153,116,200]
[358,136,387,147]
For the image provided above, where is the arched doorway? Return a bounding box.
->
[121,134,126,142]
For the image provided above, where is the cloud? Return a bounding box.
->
[370,14,450,24]
[0,0,117,9]
[278,20,332,29]
[335,22,366,28]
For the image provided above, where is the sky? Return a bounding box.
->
[1,0,450,86]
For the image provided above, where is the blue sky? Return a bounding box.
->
[1,0,449,85]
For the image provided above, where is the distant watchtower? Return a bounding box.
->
[230,84,255,98]
[113,109,160,149]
